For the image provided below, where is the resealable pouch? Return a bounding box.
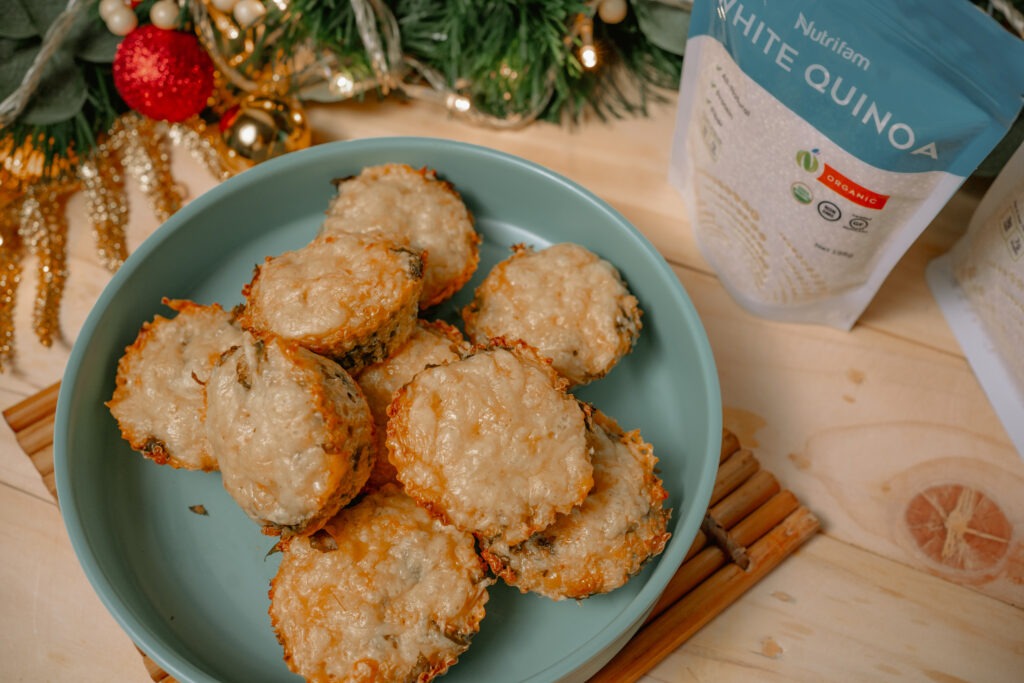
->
[927,141,1024,459]
[670,0,1024,329]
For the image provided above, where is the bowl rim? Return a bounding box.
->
[54,136,722,683]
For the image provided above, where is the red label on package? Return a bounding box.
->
[817,164,890,210]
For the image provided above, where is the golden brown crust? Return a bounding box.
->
[205,332,375,537]
[479,408,671,600]
[107,298,244,471]
[268,484,492,682]
[385,343,592,545]
[355,319,470,492]
[239,232,424,374]
[323,163,480,309]
[462,242,642,385]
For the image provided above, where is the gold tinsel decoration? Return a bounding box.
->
[0,204,24,366]
[79,152,129,272]
[167,118,233,183]
[0,113,229,371]
[18,182,74,349]
[112,115,186,225]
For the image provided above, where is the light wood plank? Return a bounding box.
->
[0,484,150,682]
[675,264,1024,606]
[596,506,821,683]
[641,533,1024,683]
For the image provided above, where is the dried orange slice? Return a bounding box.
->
[904,484,1012,573]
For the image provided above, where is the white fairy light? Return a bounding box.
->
[577,15,598,69]
[330,72,356,97]
[447,93,472,114]
[580,44,598,69]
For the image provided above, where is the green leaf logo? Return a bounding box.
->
[796,149,819,173]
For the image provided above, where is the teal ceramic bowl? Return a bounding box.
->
[55,137,721,682]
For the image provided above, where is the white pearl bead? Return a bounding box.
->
[98,0,127,22]
[210,0,239,12]
[149,0,180,29]
[105,6,138,36]
[232,0,266,27]
[598,0,628,24]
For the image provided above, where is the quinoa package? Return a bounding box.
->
[927,141,1024,458]
[670,0,1024,329]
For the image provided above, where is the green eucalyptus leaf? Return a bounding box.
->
[631,0,691,57]
[0,2,38,39]
[0,43,40,100]
[20,49,88,126]
[72,21,121,62]
[19,0,71,35]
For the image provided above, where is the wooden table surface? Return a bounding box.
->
[2,95,1022,682]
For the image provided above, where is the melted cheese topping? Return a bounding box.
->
[322,164,480,307]
[241,232,423,362]
[107,299,243,470]
[463,243,642,385]
[205,333,373,534]
[356,320,468,489]
[386,346,592,545]
[480,409,670,600]
[269,485,491,683]
[358,320,467,425]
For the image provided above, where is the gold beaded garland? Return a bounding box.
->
[0,114,228,370]
[78,155,129,273]
[112,115,185,223]
[17,183,74,348]
[0,207,24,370]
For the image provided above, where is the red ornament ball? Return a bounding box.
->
[113,25,215,122]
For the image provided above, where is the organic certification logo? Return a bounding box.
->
[791,182,813,204]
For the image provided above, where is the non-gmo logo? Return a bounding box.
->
[796,149,820,173]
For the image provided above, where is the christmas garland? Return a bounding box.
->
[0,0,689,369]
[276,0,685,123]
[2,0,687,183]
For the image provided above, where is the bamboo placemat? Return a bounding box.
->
[5,382,819,683]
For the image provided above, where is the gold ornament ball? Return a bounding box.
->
[221,95,311,171]
[598,0,628,24]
